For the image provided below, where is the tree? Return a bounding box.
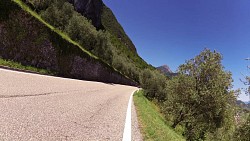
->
[243,58,250,101]
[234,115,250,141]
[163,49,236,140]
[40,0,73,30]
[139,69,167,101]
[233,58,250,141]
[25,0,52,10]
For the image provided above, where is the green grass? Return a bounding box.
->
[0,58,53,74]
[12,0,135,82]
[134,90,186,141]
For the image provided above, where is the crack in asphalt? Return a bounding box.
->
[0,90,82,99]
[0,68,142,140]
[75,90,119,125]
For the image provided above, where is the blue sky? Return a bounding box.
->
[103,0,250,102]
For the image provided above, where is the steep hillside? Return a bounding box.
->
[101,6,137,53]
[68,0,103,29]
[68,0,137,53]
[0,0,137,85]
[0,0,156,85]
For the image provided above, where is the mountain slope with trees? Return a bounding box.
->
[0,0,153,84]
[0,0,141,85]
[1,1,249,140]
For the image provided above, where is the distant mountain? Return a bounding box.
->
[244,101,250,104]
[157,65,178,77]
[157,65,173,74]
[237,100,250,110]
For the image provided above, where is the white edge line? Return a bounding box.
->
[122,89,138,141]
[1,67,140,140]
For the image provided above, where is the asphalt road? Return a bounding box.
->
[0,68,142,141]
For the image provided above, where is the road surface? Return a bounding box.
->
[0,68,142,141]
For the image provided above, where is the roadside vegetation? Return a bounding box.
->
[0,58,53,74]
[139,49,249,141]
[1,0,249,140]
[134,90,185,141]
[1,0,139,83]
[234,115,250,141]
[233,64,250,141]
[23,0,151,82]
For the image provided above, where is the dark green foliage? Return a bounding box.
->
[2,0,137,85]
[2,1,244,140]
[64,12,98,51]
[242,61,250,101]
[25,0,52,10]
[234,115,250,141]
[163,49,236,141]
[38,0,151,82]
[40,0,74,30]
[139,69,167,101]
[40,0,112,61]
[133,90,186,141]
[163,74,196,128]
[0,0,18,21]
[109,35,151,70]
[101,6,137,52]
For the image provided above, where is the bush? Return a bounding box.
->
[234,115,250,141]
[163,49,236,141]
[139,69,167,101]
[40,0,73,30]
[25,0,52,10]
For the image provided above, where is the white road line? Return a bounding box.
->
[1,68,139,140]
[122,89,138,141]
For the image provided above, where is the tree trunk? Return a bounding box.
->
[172,110,185,128]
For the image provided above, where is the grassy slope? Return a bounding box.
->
[11,0,134,82]
[134,90,186,141]
[0,58,53,74]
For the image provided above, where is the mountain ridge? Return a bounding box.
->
[157,65,173,74]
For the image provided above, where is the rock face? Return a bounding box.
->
[68,0,103,29]
[157,65,179,77]
[157,65,173,74]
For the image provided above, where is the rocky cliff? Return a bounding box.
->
[157,65,173,74]
[157,65,178,77]
[68,0,103,29]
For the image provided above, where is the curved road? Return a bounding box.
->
[0,68,142,141]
